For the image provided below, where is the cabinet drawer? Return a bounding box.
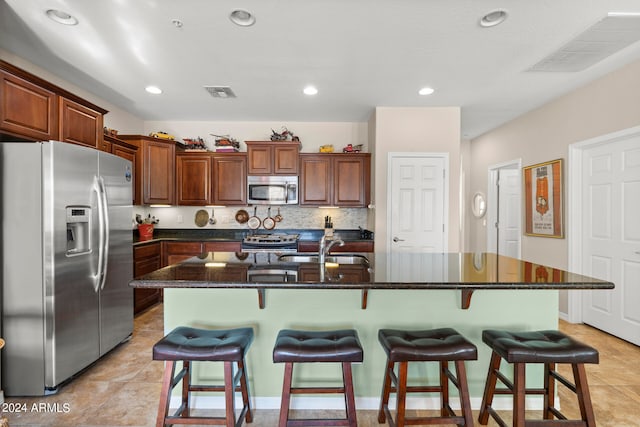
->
[203,241,241,252]
[134,242,161,258]
[164,242,204,254]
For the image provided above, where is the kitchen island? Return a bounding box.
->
[130,251,613,410]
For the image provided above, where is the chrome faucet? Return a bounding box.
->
[318,234,345,264]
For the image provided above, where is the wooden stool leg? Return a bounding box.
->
[513,363,526,427]
[157,361,176,427]
[182,361,191,417]
[440,361,449,417]
[224,361,236,427]
[573,363,596,427]
[378,359,394,423]
[543,362,555,420]
[279,362,294,427]
[454,360,474,427]
[396,361,409,427]
[478,351,501,425]
[342,362,358,427]
[238,358,253,423]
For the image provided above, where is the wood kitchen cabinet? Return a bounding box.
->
[58,96,104,148]
[0,60,107,146]
[120,135,175,205]
[106,136,139,205]
[0,67,58,141]
[213,153,247,205]
[176,152,212,205]
[299,153,371,207]
[246,141,299,175]
[162,241,204,266]
[133,242,162,314]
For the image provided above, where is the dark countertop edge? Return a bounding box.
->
[130,280,614,290]
[133,228,374,245]
[129,280,614,290]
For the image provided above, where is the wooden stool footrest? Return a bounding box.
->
[286,419,351,427]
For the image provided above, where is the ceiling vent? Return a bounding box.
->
[528,13,640,72]
[204,86,237,98]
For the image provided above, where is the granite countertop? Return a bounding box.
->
[133,228,373,245]
[130,252,613,309]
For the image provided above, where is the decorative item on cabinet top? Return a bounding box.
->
[211,134,240,152]
[182,137,207,151]
[148,131,175,140]
[270,126,300,142]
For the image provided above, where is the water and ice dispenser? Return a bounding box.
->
[66,206,91,255]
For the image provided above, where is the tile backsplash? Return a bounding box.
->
[134,205,371,231]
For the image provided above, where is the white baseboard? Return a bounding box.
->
[171,395,558,411]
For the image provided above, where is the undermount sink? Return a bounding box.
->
[278,253,370,266]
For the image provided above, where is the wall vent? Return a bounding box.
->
[204,86,237,98]
[528,13,640,72]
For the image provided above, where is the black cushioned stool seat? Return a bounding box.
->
[273,329,364,427]
[377,328,477,427]
[478,329,599,427]
[153,326,254,427]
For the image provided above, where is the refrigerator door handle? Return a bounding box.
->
[98,176,110,291]
[93,176,109,292]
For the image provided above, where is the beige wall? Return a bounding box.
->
[371,107,462,252]
[469,59,640,313]
[143,120,368,153]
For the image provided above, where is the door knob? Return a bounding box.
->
[393,237,404,242]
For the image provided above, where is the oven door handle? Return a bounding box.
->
[285,182,289,204]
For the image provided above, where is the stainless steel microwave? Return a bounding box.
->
[247,175,299,205]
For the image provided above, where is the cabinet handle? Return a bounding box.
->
[393,237,404,242]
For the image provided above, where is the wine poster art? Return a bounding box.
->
[523,159,564,238]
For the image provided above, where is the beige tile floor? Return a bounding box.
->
[2,303,639,426]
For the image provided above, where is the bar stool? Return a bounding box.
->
[478,329,598,427]
[272,329,364,427]
[153,326,254,427]
[377,328,477,427]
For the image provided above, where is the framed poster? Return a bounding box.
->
[523,159,563,238]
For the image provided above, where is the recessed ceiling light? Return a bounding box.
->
[303,86,318,95]
[418,87,435,96]
[145,86,163,95]
[46,9,78,26]
[480,9,508,27]
[230,10,256,27]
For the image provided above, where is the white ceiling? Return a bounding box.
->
[2,0,640,138]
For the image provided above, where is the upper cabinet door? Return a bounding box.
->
[247,144,272,175]
[176,153,213,205]
[59,97,103,148]
[0,69,58,141]
[273,145,299,175]
[213,153,247,205]
[142,139,175,205]
[300,155,332,205]
[333,155,370,206]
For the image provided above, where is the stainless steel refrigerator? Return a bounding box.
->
[0,141,133,396]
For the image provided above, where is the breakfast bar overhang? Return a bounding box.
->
[130,252,613,409]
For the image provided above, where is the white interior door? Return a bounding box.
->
[581,134,640,345]
[487,161,522,258]
[388,153,447,255]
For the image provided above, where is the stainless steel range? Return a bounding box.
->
[241,233,300,252]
